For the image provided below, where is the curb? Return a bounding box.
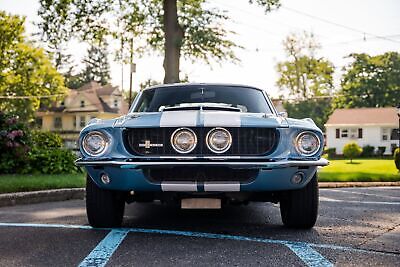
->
[0,188,85,208]
[0,182,399,207]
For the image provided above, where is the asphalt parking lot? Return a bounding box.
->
[0,187,399,267]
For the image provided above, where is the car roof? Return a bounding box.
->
[143,83,265,92]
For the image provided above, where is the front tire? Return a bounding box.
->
[280,173,319,229]
[86,174,125,228]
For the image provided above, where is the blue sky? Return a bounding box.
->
[0,0,399,97]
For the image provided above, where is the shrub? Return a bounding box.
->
[0,112,30,173]
[377,146,386,157]
[26,147,79,174]
[361,145,375,157]
[0,111,79,175]
[29,130,63,148]
[343,142,362,163]
[324,148,336,158]
[394,148,400,171]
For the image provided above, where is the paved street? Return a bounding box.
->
[0,187,399,266]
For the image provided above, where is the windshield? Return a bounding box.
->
[132,85,273,113]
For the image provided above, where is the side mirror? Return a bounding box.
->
[278,111,288,118]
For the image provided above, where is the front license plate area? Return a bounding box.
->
[181,198,221,209]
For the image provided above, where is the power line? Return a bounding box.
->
[282,6,400,44]
[0,94,66,99]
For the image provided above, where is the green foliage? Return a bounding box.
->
[394,148,400,171]
[335,52,400,108]
[377,146,386,157]
[26,130,79,174]
[37,0,280,82]
[29,130,63,148]
[0,11,66,122]
[26,147,79,174]
[323,148,336,158]
[0,112,30,174]
[80,41,111,85]
[361,145,375,157]
[0,112,78,174]
[276,32,334,99]
[343,142,362,163]
[283,98,332,130]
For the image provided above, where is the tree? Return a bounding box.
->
[343,142,362,163]
[276,32,335,130]
[276,32,335,99]
[335,52,400,108]
[80,41,111,85]
[38,0,280,83]
[0,12,66,121]
[283,98,332,130]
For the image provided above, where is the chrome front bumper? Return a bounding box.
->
[75,158,329,168]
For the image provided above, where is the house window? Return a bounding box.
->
[391,128,399,140]
[382,128,389,141]
[114,99,118,108]
[349,128,357,139]
[35,117,43,128]
[80,100,85,108]
[80,116,86,127]
[358,128,363,139]
[341,129,348,138]
[335,129,340,139]
[54,117,62,129]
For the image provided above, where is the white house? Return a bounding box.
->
[325,107,399,155]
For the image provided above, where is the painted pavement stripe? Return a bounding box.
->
[285,243,333,267]
[1,222,397,264]
[320,196,400,205]
[78,229,129,267]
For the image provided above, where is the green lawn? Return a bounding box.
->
[0,173,86,194]
[318,159,400,182]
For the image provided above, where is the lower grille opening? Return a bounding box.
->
[143,167,259,183]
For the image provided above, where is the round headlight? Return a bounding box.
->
[295,131,320,156]
[171,128,197,154]
[206,127,232,154]
[82,131,110,157]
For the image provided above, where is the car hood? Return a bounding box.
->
[114,111,289,128]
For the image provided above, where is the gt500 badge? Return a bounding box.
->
[139,140,164,149]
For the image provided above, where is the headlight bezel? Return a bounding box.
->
[170,127,198,154]
[81,130,111,157]
[294,131,321,157]
[206,127,232,154]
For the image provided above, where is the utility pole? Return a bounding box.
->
[128,38,135,108]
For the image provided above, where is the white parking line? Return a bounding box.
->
[320,196,400,205]
[325,189,400,200]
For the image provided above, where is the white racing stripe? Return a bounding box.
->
[161,183,198,192]
[203,112,241,127]
[204,183,240,192]
[160,111,198,126]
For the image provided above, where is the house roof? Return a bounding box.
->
[39,82,128,114]
[325,107,398,126]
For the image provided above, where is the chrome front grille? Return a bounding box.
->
[123,127,279,156]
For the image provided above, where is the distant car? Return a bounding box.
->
[76,83,328,229]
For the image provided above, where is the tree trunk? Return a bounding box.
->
[163,0,184,84]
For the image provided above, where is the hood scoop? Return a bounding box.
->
[160,103,242,112]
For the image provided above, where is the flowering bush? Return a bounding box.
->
[0,111,80,174]
[0,112,30,173]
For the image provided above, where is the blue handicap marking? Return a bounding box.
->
[285,243,333,267]
[78,229,129,267]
